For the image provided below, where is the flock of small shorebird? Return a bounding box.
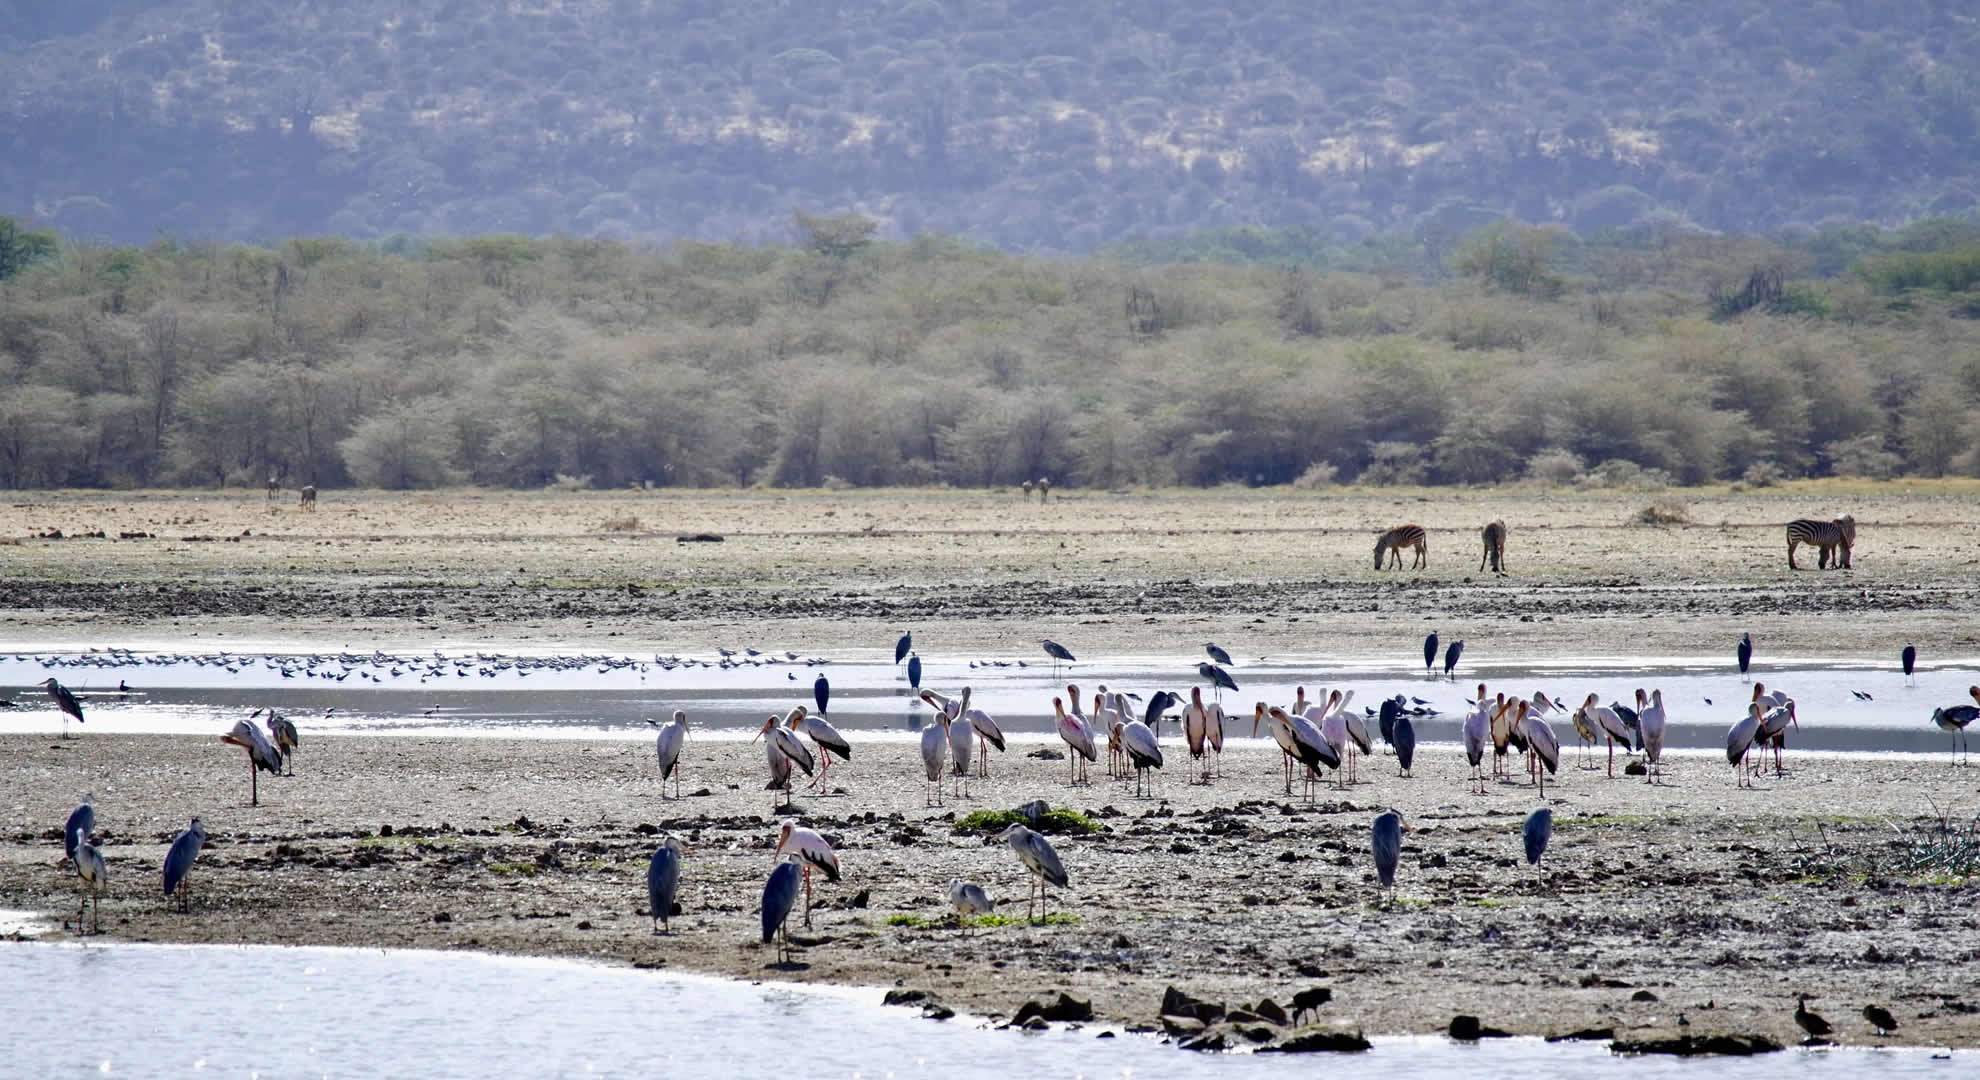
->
[27,628,1975,1041]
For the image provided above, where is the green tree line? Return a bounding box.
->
[0,214,1976,491]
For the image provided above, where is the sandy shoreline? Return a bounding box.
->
[4,731,1977,1049]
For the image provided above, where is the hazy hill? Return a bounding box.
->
[3,1,1977,249]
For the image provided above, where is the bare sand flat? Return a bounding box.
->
[3,732,1977,1047]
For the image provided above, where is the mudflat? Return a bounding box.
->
[2,485,1978,1047]
[3,733,1976,1048]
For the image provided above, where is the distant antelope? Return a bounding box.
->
[1374,524,1427,570]
[299,484,317,510]
[1785,514,1853,570]
[1479,520,1508,573]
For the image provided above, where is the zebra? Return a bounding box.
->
[1785,514,1853,570]
[299,484,317,510]
[1374,525,1427,570]
[1479,520,1508,573]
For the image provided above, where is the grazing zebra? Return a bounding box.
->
[1374,525,1427,570]
[1785,514,1854,570]
[1479,520,1508,573]
[299,484,317,510]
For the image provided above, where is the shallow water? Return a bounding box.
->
[0,941,1959,1078]
[3,648,1974,755]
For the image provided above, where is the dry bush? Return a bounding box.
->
[1291,461,1339,489]
[1579,459,1672,491]
[1741,460,1789,487]
[1356,441,1428,486]
[1523,447,1583,487]
[549,472,593,491]
[1634,499,1691,525]
[821,474,855,490]
[598,514,643,532]
[1825,434,1901,480]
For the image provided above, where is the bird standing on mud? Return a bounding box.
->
[996,823,1068,923]
[222,717,283,806]
[775,822,840,928]
[162,817,207,912]
[649,711,688,798]
[946,878,993,933]
[41,677,84,738]
[647,835,687,933]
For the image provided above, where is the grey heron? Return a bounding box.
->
[1522,807,1552,867]
[257,709,300,776]
[1638,689,1668,785]
[775,823,840,927]
[788,706,852,792]
[649,711,689,798]
[895,632,912,666]
[1052,697,1097,785]
[906,654,922,690]
[222,717,282,806]
[1900,643,1916,687]
[72,825,108,932]
[41,677,84,738]
[995,823,1068,923]
[1423,632,1439,676]
[1203,642,1233,667]
[1443,640,1464,681]
[62,796,96,867]
[761,860,802,964]
[1737,633,1752,680]
[647,835,687,933]
[946,878,994,934]
[1198,662,1238,703]
[1371,810,1406,900]
[1041,640,1075,677]
[162,817,207,911]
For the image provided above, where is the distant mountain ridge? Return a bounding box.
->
[3,0,1975,248]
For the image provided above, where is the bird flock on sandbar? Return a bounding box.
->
[19,627,1974,1039]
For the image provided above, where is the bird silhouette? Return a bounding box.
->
[1422,632,1439,676]
[1862,1004,1898,1037]
[1737,633,1753,680]
[1901,643,1917,686]
[1795,996,1832,1041]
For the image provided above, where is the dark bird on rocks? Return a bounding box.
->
[1795,996,1833,1041]
[1862,1004,1898,1036]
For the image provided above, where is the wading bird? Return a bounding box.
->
[1463,693,1490,795]
[1443,640,1464,681]
[1523,807,1552,868]
[1393,713,1417,776]
[647,835,687,933]
[1423,632,1439,676]
[755,712,814,808]
[895,632,912,666]
[761,860,802,964]
[42,677,84,738]
[1198,662,1238,702]
[222,717,283,806]
[72,825,107,932]
[957,686,1006,778]
[919,707,950,805]
[262,711,299,776]
[1120,709,1163,798]
[1737,633,1753,681]
[813,675,830,716]
[1931,691,1978,766]
[1862,1004,1898,1037]
[162,817,207,912]
[1727,703,1763,787]
[775,822,841,928]
[1371,810,1406,900]
[946,878,993,933]
[1203,642,1233,668]
[1639,689,1668,785]
[1265,706,1338,801]
[1758,700,1797,776]
[62,796,95,868]
[1520,703,1561,797]
[649,711,688,798]
[996,823,1068,923]
[1052,696,1096,784]
[1794,996,1832,1042]
[1203,696,1227,779]
[1042,640,1076,677]
[907,654,922,690]
[1183,687,1214,783]
[788,707,852,792]
[1901,643,1916,687]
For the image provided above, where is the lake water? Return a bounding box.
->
[0,941,1961,1078]
[2,648,1974,755]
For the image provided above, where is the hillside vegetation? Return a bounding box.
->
[1,215,1977,491]
[3,1,1978,248]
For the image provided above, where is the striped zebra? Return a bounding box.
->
[299,484,317,510]
[1479,520,1508,573]
[1374,524,1427,570]
[1785,514,1853,570]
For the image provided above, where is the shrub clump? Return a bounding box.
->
[1524,447,1583,487]
[1635,499,1691,526]
[598,514,643,532]
[952,807,1101,835]
[1291,461,1339,489]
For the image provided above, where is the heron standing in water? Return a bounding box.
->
[42,677,84,738]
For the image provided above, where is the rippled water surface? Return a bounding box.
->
[0,942,1960,1079]
[2,648,1974,754]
